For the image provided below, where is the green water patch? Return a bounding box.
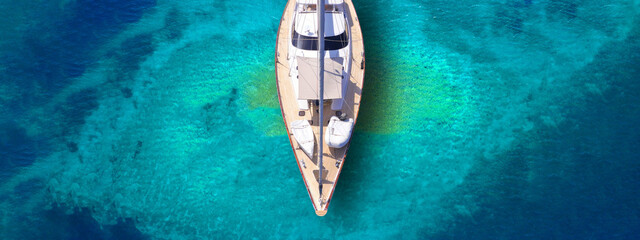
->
[243,62,279,110]
[236,49,286,137]
[355,52,405,134]
[353,0,477,135]
[357,43,474,134]
[391,51,471,124]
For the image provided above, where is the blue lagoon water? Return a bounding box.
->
[1,0,639,239]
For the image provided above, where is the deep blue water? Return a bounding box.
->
[1,0,639,239]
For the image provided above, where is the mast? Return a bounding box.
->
[317,0,325,202]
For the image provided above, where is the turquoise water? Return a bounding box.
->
[1,0,639,239]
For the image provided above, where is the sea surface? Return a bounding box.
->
[1,0,639,239]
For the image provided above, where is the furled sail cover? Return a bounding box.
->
[296,57,343,100]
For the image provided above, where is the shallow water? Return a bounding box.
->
[1,0,639,239]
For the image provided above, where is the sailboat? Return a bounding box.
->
[275,0,365,216]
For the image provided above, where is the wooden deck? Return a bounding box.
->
[275,0,365,216]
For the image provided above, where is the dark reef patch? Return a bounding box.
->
[0,122,47,175]
[202,91,241,132]
[495,10,524,34]
[546,0,578,19]
[121,87,134,98]
[426,24,640,240]
[160,8,189,41]
[67,142,79,153]
[0,1,156,180]
[228,88,238,106]
[417,0,501,64]
[21,207,151,240]
[133,141,143,159]
[57,88,100,133]
[13,178,46,201]
[1,0,156,115]
[116,33,156,74]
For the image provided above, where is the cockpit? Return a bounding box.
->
[291,2,349,51]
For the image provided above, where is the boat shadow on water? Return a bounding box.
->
[326,1,396,219]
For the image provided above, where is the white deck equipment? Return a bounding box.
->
[291,120,315,158]
[325,116,354,148]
